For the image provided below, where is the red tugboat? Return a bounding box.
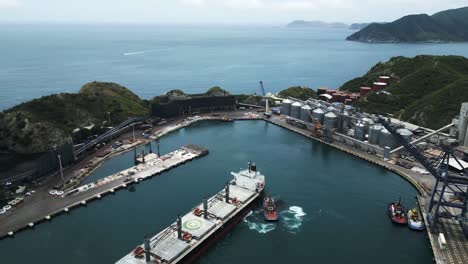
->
[263,196,279,221]
[388,198,407,225]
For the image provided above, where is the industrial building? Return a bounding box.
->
[151,94,236,118]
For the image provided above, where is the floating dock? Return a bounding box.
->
[115,163,265,264]
[0,145,208,239]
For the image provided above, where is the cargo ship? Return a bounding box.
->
[263,196,279,221]
[115,162,265,264]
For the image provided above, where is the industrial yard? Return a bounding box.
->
[272,92,468,264]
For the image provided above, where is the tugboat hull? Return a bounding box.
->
[388,202,407,225]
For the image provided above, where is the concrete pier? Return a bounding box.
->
[0,144,208,239]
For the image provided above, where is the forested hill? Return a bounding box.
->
[340,55,468,129]
[346,6,468,42]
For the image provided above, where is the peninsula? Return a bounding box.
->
[347,6,468,43]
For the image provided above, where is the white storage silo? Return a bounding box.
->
[324,112,338,129]
[290,102,303,119]
[368,124,382,145]
[397,128,413,143]
[313,108,325,124]
[354,122,366,141]
[300,105,312,123]
[280,99,292,116]
[379,128,397,149]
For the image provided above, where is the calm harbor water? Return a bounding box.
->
[0,121,433,263]
[2,24,468,110]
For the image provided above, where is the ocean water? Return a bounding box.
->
[0,121,433,263]
[2,24,468,110]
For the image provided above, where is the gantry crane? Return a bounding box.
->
[379,117,468,236]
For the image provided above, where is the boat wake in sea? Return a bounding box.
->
[122,50,155,56]
[243,205,306,234]
[122,48,172,56]
[280,206,306,234]
[243,210,276,234]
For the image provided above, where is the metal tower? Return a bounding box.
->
[259,81,271,118]
[379,117,468,235]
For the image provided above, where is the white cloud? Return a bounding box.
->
[0,0,19,8]
[180,0,206,6]
[1,0,467,24]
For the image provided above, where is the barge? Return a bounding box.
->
[115,162,265,264]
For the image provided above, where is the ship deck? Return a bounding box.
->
[115,180,261,264]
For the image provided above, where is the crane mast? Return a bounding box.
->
[259,81,271,118]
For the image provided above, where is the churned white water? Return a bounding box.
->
[243,206,306,234]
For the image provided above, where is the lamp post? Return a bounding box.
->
[57,154,64,184]
[107,112,111,125]
[132,123,135,142]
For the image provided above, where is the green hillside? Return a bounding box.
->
[278,86,317,101]
[0,82,148,154]
[340,55,468,129]
[347,6,468,42]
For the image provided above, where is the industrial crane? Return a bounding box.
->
[378,117,468,236]
[259,81,271,118]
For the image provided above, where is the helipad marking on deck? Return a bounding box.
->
[183,219,202,230]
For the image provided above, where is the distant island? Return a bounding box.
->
[286,20,348,29]
[287,20,381,31]
[347,6,468,42]
[340,55,468,129]
[349,23,375,30]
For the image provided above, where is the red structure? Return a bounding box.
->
[378,76,391,84]
[372,82,387,91]
[317,87,328,95]
[360,87,372,97]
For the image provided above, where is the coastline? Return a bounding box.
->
[0,111,459,263]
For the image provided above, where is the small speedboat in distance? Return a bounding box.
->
[388,199,407,225]
[263,196,279,221]
[407,208,425,231]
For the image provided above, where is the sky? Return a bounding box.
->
[0,0,467,24]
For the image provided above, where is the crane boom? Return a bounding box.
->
[259,81,271,117]
[259,81,266,97]
[378,117,441,180]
